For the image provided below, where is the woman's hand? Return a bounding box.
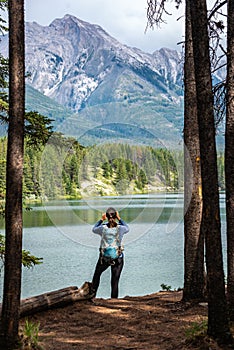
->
[101,213,106,221]
[116,211,121,221]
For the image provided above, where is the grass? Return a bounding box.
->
[185,319,208,343]
[19,319,43,350]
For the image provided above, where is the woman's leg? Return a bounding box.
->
[92,258,109,296]
[111,257,124,298]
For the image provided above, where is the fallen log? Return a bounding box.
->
[18,281,93,317]
[19,282,93,317]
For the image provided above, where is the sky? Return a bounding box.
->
[25,0,185,53]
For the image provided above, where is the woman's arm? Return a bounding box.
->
[92,213,106,235]
[116,211,129,235]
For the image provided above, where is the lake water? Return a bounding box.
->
[0,193,227,300]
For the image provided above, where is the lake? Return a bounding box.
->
[0,193,227,300]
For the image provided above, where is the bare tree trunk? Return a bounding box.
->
[0,0,25,348]
[190,0,231,342]
[19,282,93,317]
[226,0,234,321]
[183,0,204,302]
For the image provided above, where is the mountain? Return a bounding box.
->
[0,15,186,146]
[25,84,73,124]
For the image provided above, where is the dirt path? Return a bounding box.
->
[22,291,232,350]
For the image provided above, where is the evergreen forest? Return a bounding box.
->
[0,136,225,202]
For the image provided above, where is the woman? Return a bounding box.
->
[91,207,129,298]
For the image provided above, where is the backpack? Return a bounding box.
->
[100,225,123,264]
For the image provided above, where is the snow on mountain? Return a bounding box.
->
[0,14,187,145]
[22,15,183,112]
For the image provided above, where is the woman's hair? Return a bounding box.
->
[106,207,116,219]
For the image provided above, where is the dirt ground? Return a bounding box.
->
[21,290,234,350]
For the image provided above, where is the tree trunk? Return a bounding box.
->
[0,0,25,348]
[19,283,92,317]
[190,0,231,343]
[0,284,92,318]
[226,0,234,321]
[183,0,204,302]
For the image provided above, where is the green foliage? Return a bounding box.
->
[102,161,113,179]
[20,319,43,350]
[38,135,85,199]
[21,250,43,269]
[135,169,148,190]
[185,320,208,343]
[0,54,9,121]
[0,137,226,200]
[0,234,43,271]
[24,111,54,147]
[160,283,172,291]
[94,143,183,193]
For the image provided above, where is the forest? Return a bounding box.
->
[0,137,184,200]
[0,136,226,201]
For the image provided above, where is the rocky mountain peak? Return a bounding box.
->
[0,14,187,145]
[0,14,185,112]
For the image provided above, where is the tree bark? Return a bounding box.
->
[18,283,92,317]
[0,0,25,348]
[226,0,234,321]
[0,284,92,318]
[190,0,231,343]
[183,0,204,302]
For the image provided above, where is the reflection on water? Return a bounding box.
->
[0,193,185,229]
[0,193,227,300]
